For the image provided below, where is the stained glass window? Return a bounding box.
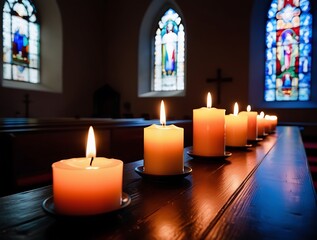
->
[2,0,40,84]
[153,8,185,91]
[265,0,312,101]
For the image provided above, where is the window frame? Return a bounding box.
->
[249,0,317,108]
[2,0,41,85]
[0,0,62,93]
[138,0,186,98]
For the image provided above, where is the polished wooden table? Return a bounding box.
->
[0,126,316,239]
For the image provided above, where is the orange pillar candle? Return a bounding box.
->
[257,111,266,137]
[52,126,123,216]
[144,100,184,175]
[225,102,248,147]
[193,92,226,156]
[264,115,278,133]
[264,115,272,133]
[269,115,278,132]
[239,105,258,141]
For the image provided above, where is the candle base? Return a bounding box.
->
[226,144,252,150]
[247,137,263,144]
[261,133,269,138]
[134,165,192,181]
[42,192,131,218]
[187,150,232,161]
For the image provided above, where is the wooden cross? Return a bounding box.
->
[23,94,31,118]
[206,68,233,105]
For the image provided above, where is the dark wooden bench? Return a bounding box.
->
[0,118,193,196]
[0,126,316,239]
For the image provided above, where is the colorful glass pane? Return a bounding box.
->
[2,0,40,83]
[265,0,312,101]
[154,8,185,91]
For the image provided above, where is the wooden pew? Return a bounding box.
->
[0,126,316,239]
[0,118,193,196]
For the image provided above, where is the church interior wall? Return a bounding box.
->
[0,0,316,126]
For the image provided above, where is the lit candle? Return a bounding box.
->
[257,111,266,137]
[225,102,248,147]
[269,115,278,132]
[193,92,226,156]
[264,115,272,134]
[239,105,258,141]
[264,114,278,134]
[52,126,123,216]
[144,100,184,175]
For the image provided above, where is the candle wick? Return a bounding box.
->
[90,157,94,166]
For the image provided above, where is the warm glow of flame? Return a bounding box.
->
[233,102,239,115]
[160,100,166,126]
[86,126,96,158]
[247,105,251,112]
[207,92,212,108]
[259,111,265,118]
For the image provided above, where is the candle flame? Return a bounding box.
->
[86,126,96,158]
[247,105,251,112]
[233,102,239,115]
[259,111,265,118]
[207,92,212,108]
[160,100,166,126]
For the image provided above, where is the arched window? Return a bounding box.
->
[3,0,40,84]
[1,0,62,93]
[153,8,185,92]
[138,0,186,97]
[249,0,317,108]
[265,0,312,102]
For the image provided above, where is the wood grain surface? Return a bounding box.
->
[0,126,316,240]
